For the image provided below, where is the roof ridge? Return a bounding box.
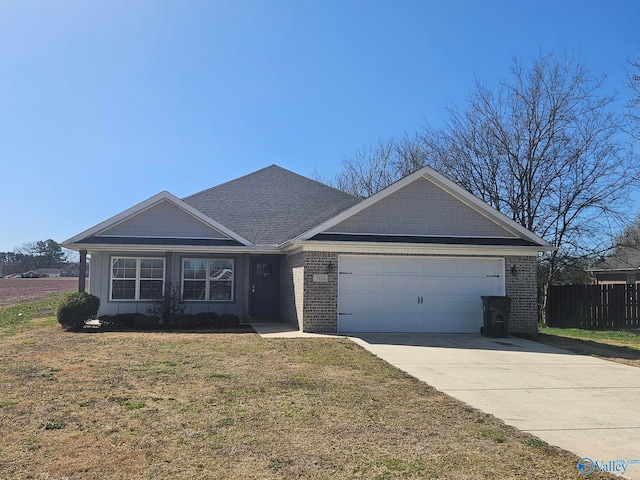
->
[182,164,358,201]
[182,164,280,200]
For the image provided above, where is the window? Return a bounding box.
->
[111,257,164,300]
[182,258,234,301]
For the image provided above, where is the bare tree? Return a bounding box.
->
[333,138,399,198]
[423,53,638,289]
[626,46,640,139]
[331,51,639,311]
[330,133,431,197]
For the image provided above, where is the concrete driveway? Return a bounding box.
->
[349,333,640,479]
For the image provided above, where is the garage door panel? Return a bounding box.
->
[338,256,504,333]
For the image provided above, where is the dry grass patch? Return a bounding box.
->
[0,323,616,479]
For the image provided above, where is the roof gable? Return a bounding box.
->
[326,176,516,238]
[99,199,231,239]
[299,165,552,248]
[183,165,360,245]
[64,191,252,246]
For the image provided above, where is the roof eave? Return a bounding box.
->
[62,242,280,254]
[282,239,548,256]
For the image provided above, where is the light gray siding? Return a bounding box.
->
[90,250,246,318]
[98,200,230,239]
[328,177,516,237]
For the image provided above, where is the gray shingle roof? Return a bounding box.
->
[593,247,640,271]
[182,165,361,245]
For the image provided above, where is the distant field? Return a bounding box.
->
[0,278,79,307]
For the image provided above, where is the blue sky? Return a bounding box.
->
[1,0,638,253]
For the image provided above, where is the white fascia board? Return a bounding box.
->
[62,243,279,255]
[282,241,544,257]
[63,191,253,247]
[296,165,553,249]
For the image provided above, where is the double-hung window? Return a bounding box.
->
[182,258,234,301]
[111,257,165,300]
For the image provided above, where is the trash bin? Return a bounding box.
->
[480,296,511,338]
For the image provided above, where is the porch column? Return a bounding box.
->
[78,249,87,293]
[165,251,173,297]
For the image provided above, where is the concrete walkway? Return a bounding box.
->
[249,320,339,338]
[350,333,640,479]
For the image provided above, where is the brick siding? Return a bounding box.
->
[282,251,539,335]
[504,255,539,335]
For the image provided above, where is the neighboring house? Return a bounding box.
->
[24,268,61,278]
[62,165,551,334]
[60,263,83,277]
[589,248,640,285]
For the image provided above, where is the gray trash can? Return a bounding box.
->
[480,296,511,338]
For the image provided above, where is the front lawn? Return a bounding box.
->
[0,311,616,479]
[537,327,640,368]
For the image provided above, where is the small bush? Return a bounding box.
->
[99,313,138,328]
[194,311,218,327]
[215,313,240,328]
[146,283,186,325]
[94,312,242,331]
[57,292,100,331]
[133,314,161,330]
[170,314,195,329]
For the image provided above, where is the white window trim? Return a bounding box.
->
[182,258,235,302]
[110,256,165,301]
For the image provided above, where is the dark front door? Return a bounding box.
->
[249,256,280,317]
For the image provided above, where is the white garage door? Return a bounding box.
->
[338,256,505,333]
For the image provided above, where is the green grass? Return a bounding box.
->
[0,291,69,337]
[536,326,640,367]
[539,326,640,347]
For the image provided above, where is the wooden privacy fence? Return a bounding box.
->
[547,284,640,329]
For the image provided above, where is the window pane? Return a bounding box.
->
[140,280,164,300]
[210,281,232,301]
[113,258,137,279]
[112,279,136,299]
[184,259,207,280]
[141,259,164,279]
[183,280,206,300]
[210,259,233,280]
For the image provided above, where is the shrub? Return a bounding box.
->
[99,313,138,328]
[146,283,186,325]
[194,311,218,327]
[133,314,161,330]
[57,292,100,331]
[215,313,240,328]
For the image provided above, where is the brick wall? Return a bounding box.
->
[504,255,539,334]
[300,251,339,333]
[283,251,539,335]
